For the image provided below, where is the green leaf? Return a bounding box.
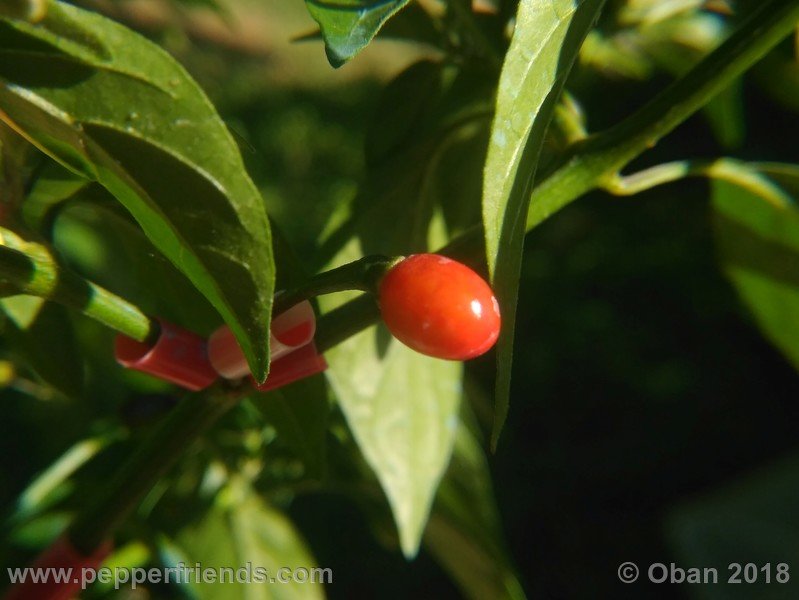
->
[304,0,410,67]
[250,376,330,480]
[176,492,324,600]
[1,295,83,397]
[425,404,525,600]
[324,320,461,558]
[0,0,275,380]
[482,0,606,448]
[712,170,799,371]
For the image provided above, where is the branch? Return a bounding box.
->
[526,0,799,230]
[602,158,793,208]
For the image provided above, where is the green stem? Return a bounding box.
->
[68,383,242,554]
[0,238,156,342]
[527,0,799,230]
[602,158,793,208]
[273,254,399,316]
[315,294,382,353]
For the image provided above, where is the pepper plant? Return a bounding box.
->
[1,0,799,597]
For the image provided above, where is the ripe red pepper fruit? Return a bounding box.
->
[114,320,218,391]
[208,301,316,380]
[251,341,327,392]
[378,254,501,360]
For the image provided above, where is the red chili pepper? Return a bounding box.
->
[115,320,218,391]
[378,254,501,360]
[208,301,316,380]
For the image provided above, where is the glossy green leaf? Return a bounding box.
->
[176,492,324,600]
[0,0,274,380]
[425,405,525,600]
[712,170,799,371]
[304,0,410,67]
[482,0,606,448]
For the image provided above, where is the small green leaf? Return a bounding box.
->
[712,169,799,371]
[482,0,606,448]
[0,0,274,380]
[177,492,324,600]
[304,0,410,67]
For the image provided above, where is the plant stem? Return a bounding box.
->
[273,255,399,316]
[0,237,156,342]
[527,0,799,230]
[602,158,793,208]
[315,294,382,353]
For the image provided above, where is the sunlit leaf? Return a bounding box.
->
[304,0,410,67]
[314,60,496,556]
[482,0,606,448]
